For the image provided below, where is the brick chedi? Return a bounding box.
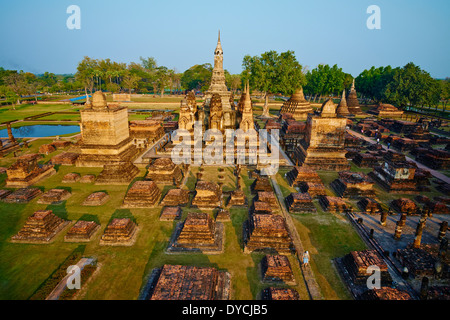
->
[149,264,230,300]
[279,87,313,120]
[50,152,79,166]
[352,153,379,168]
[11,210,69,242]
[286,166,321,188]
[2,187,42,203]
[252,201,273,214]
[160,188,190,207]
[369,159,418,193]
[256,191,278,209]
[245,214,293,254]
[285,192,317,214]
[170,212,223,253]
[37,189,71,204]
[177,212,216,245]
[76,91,138,167]
[299,181,326,198]
[343,250,392,286]
[293,99,350,171]
[364,287,412,300]
[390,198,419,214]
[129,120,165,148]
[261,254,295,284]
[146,158,183,186]
[62,172,81,183]
[346,79,363,115]
[122,180,161,208]
[159,207,182,221]
[100,218,138,246]
[331,171,375,198]
[251,175,273,193]
[39,144,55,155]
[358,197,384,214]
[6,154,56,188]
[336,89,350,116]
[192,181,221,209]
[369,102,404,117]
[64,220,100,242]
[319,196,349,213]
[76,91,139,184]
[262,287,300,300]
[82,191,110,206]
[228,189,246,206]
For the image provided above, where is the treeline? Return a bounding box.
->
[1,52,449,112]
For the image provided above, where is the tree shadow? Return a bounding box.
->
[45,201,68,220]
[78,214,100,225]
[109,209,136,224]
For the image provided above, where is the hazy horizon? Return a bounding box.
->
[0,0,449,78]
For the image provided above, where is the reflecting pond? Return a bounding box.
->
[0,125,80,138]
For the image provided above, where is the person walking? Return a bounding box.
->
[302,251,310,267]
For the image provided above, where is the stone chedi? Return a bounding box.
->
[149,264,230,300]
[285,192,317,214]
[37,189,71,204]
[11,210,69,243]
[336,89,350,116]
[245,214,293,254]
[65,220,100,242]
[261,254,295,284]
[346,79,363,114]
[160,188,190,207]
[6,154,56,188]
[390,198,419,214]
[208,93,224,132]
[331,171,376,198]
[146,158,183,186]
[204,31,236,130]
[100,218,138,246]
[129,120,165,149]
[62,172,80,183]
[293,99,350,171]
[228,189,246,207]
[76,91,139,184]
[279,87,313,120]
[252,201,273,215]
[191,181,222,209]
[122,180,161,208]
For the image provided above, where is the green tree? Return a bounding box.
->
[181,64,213,92]
[122,71,141,94]
[242,50,305,116]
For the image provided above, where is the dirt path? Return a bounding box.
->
[270,176,323,300]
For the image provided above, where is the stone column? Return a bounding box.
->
[438,221,448,241]
[6,123,15,143]
[413,216,427,248]
[380,210,388,226]
[439,238,448,260]
[394,214,407,240]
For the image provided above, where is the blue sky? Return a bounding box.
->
[0,0,449,78]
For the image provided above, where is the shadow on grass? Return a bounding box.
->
[109,209,136,224]
[78,214,100,225]
[45,201,68,220]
